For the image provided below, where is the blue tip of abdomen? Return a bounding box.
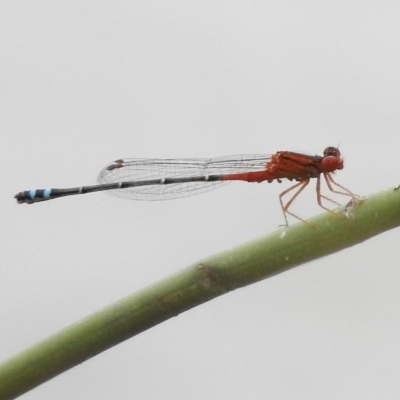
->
[27,189,52,201]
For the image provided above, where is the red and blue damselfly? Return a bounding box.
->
[15,147,356,225]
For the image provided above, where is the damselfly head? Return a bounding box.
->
[320,147,343,172]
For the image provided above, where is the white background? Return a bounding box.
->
[2,1,400,399]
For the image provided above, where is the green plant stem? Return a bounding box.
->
[1,186,400,399]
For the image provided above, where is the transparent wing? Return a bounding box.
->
[97,154,270,200]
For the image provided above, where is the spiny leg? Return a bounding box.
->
[316,173,357,216]
[324,173,358,198]
[316,175,341,211]
[279,179,310,225]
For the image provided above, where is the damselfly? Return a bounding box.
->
[15,147,356,225]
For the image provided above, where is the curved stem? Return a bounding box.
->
[1,186,400,399]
